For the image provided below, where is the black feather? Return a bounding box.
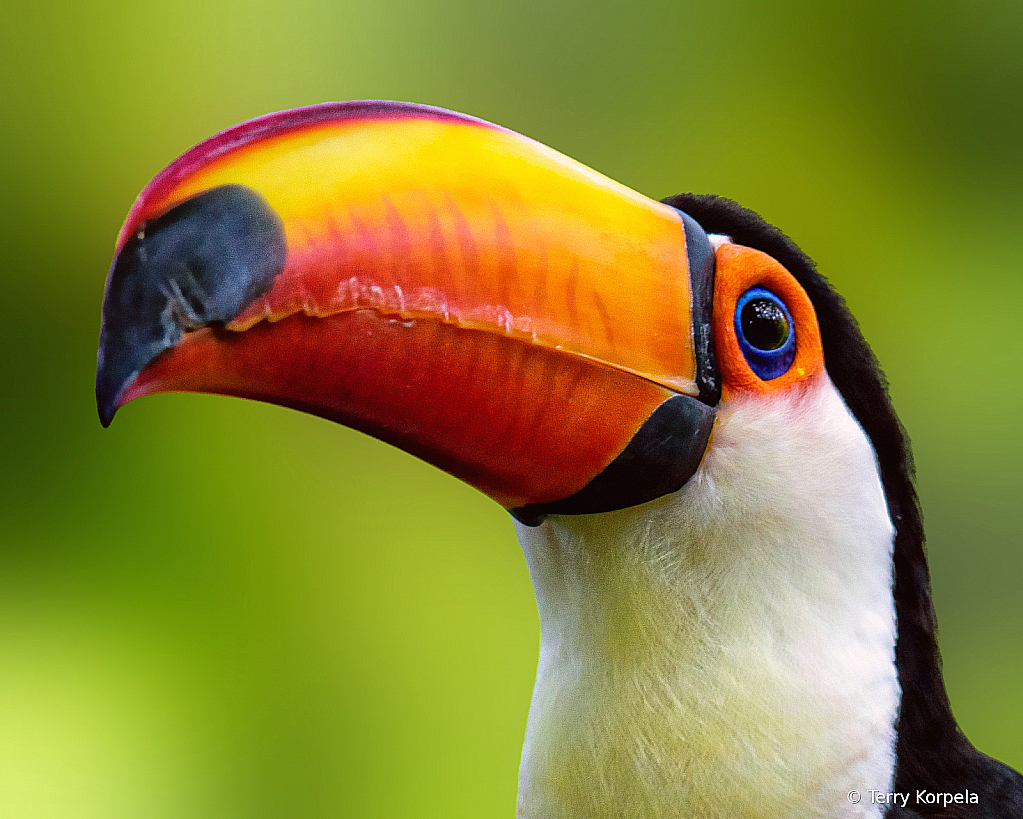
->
[662,194,1023,819]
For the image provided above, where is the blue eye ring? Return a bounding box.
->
[734,287,796,380]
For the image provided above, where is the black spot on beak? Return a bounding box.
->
[96,184,286,425]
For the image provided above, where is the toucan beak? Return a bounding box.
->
[97,101,718,517]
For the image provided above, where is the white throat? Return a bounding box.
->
[514,375,899,819]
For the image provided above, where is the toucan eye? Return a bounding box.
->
[734,287,795,380]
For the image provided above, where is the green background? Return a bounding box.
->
[2,0,1022,816]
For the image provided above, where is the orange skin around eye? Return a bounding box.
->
[712,243,824,398]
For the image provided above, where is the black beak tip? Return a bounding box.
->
[95,361,131,429]
[98,400,116,428]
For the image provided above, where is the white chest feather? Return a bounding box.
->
[514,376,899,819]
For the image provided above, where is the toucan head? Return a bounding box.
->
[103,100,1004,818]
[97,101,827,527]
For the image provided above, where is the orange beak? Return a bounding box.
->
[97,101,718,521]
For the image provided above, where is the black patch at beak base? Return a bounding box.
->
[510,393,716,526]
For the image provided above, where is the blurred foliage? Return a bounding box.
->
[1,0,1021,816]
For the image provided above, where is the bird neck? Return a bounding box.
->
[513,378,901,819]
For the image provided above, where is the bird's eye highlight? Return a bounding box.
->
[734,287,795,380]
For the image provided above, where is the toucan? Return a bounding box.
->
[96,101,1022,818]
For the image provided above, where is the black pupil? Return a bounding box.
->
[741,298,789,351]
